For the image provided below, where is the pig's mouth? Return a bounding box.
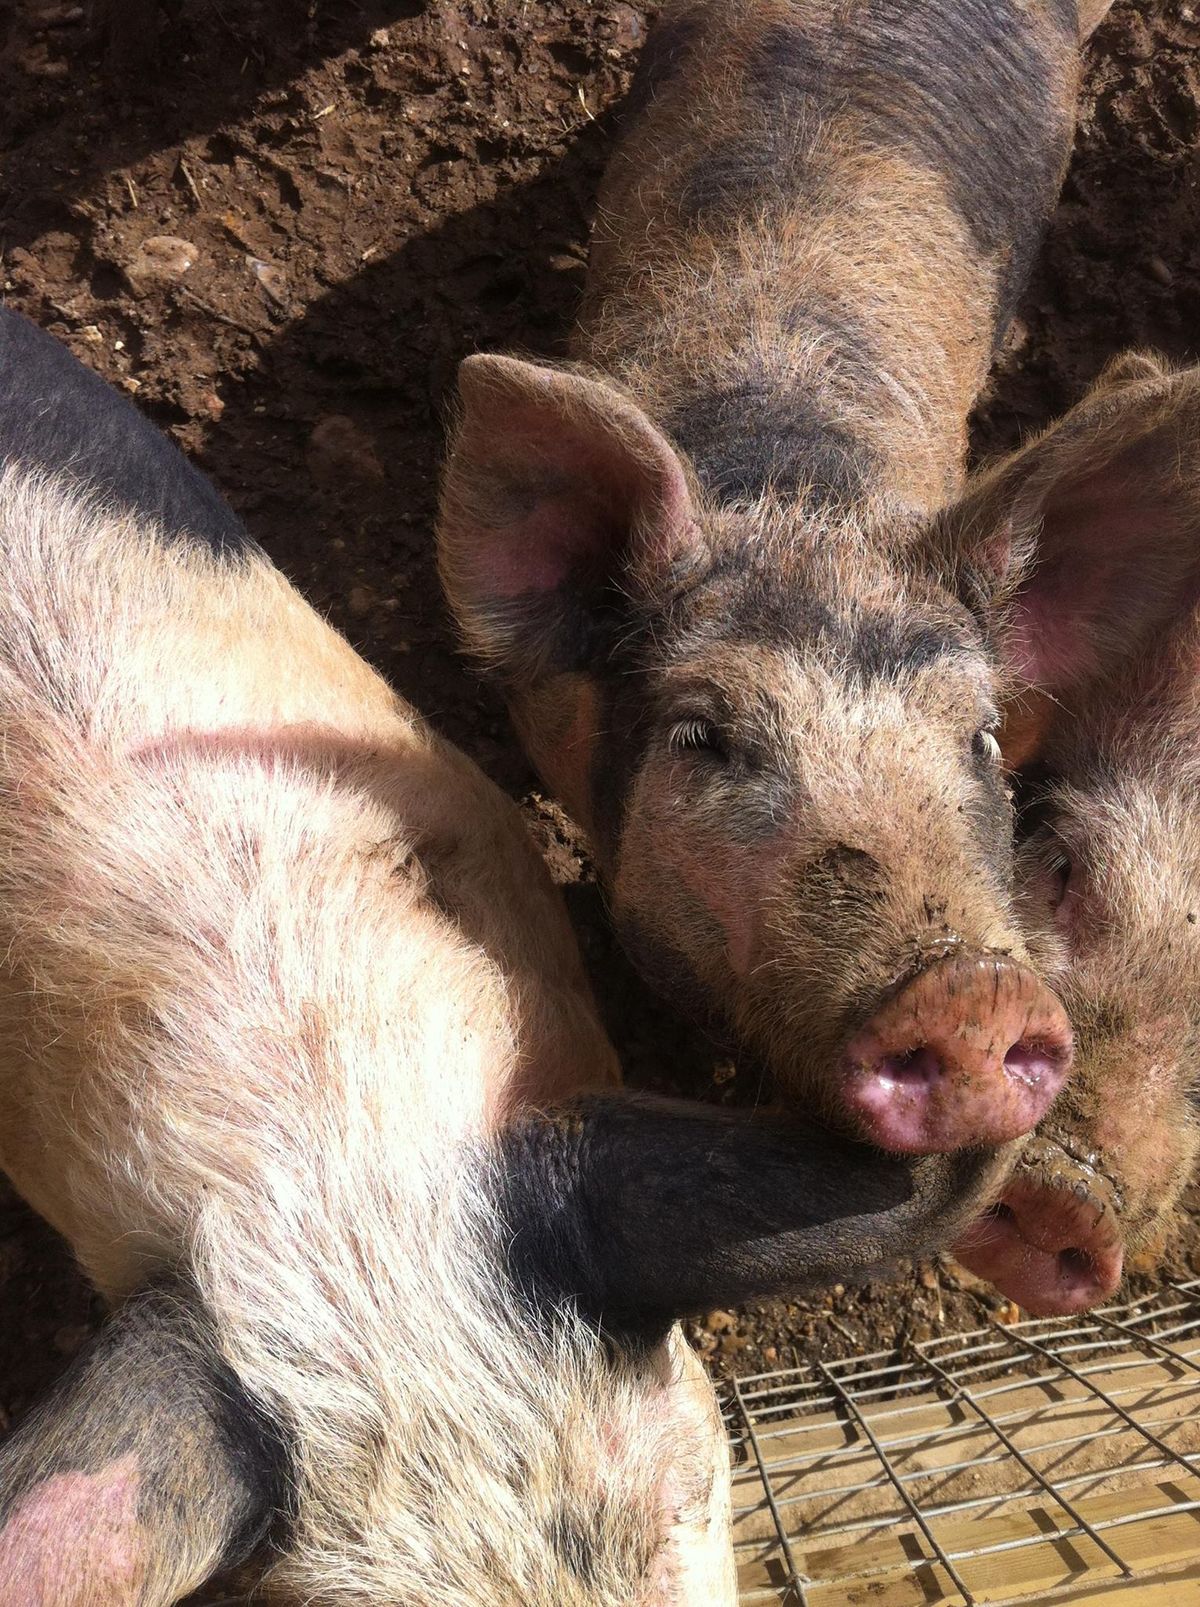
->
[951,1137,1123,1316]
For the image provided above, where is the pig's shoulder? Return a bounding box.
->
[0,307,257,560]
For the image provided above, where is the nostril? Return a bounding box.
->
[1059,1247,1095,1282]
[876,1046,942,1090]
[1003,1039,1068,1089]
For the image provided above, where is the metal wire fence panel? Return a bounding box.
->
[728,1281,1200,1606]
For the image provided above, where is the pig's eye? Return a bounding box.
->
[1047,851,1072,912]
[668,718,728,761]
[972,729,1002,766]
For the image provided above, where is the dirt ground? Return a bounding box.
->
[1,0,1199,1466]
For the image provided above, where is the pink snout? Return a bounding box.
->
[952,1147,1124,1316]
[841,955,1072,1155]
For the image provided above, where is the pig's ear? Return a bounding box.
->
[941,353,1200,703]
[0,1282,286,1603]
[438,354,709,682]
[496,1096,1009,1344]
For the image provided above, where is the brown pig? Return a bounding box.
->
[436,2,1135,1156]
[0,307,1009,1606]
[948,353,1200,1315]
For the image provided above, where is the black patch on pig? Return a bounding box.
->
[0,1278,290,1578]
[676,555,977,679]
[493,1093,989,1347]
[739,7,1076,332]
[848,615,964,679]
[678,122,823,223]
[549,1509,604,1587]
[624,8,700,122]
[0,307,257,559]
[668,379,870,507]
[662,298,883,510]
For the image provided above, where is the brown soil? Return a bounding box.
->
[1,0,1199,1481]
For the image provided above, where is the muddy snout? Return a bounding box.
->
[951,1137,1123,1316]
[841,954,1072,1155]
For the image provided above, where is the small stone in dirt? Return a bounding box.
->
[547,252,587,276]
[762,1345,778,1363]
[126,235,199,294]
[248,255,289,309]
[705,1309,737,1334]
[347,585,376,617]
[1148,254,1174,286]
[307,416,386,492]
[19,48,70,78]
[607,5,644,51]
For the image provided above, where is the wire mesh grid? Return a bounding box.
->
[727,1279,1200,1606]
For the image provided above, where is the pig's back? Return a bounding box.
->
[0,343,615,1295]
[0,306,253,558]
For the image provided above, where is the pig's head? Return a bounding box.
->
[947,353,1200,1314]
[435,353,1188,1156]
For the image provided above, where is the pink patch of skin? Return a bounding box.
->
[0,1455,144,1606]
[661,778,786,981]
[1006,589,1100,692]
[483,503,595,597]
[127,719,387,772]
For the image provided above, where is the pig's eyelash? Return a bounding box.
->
[668,717,727,758]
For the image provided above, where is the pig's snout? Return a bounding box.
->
[952,1141,1124,1315]
[841,955,1072,1155]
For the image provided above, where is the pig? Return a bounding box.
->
[0,305,1009,1607]
[946,352,1200,1315]
[437,1,1137,1160]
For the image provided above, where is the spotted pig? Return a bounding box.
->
[436,2,1137,1158]
[0,307,1008,1606]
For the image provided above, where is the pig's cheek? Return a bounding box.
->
[0,1456,144,1605]
[671,836,770,981]
[1091,1056,1188,1194]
